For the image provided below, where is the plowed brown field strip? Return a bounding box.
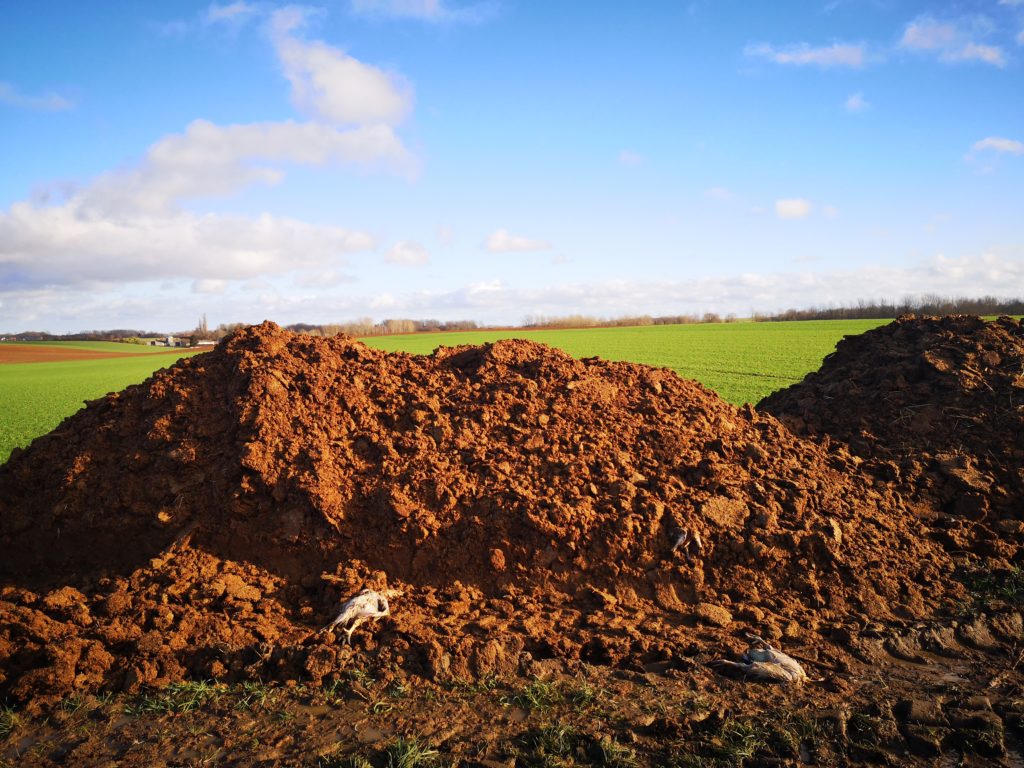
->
[0,344,186,364]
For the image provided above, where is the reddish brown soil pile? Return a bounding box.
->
[760,314,1024,561]
[0,322,960,707]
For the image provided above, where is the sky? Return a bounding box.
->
[1,0,1022,333]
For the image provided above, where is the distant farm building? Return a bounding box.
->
[145,336,192,348]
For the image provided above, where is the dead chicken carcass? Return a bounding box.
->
[710,634,808,685]
[672,528,704,562]
[320,589,390,644]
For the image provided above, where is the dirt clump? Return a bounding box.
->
[0,321,961,707]
[760,314,1024,560]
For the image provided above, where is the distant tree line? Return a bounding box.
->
[5,295,1020,341]
[750,294,1024,322]
[6,329,156,342]
[521,312,738,328]
[284,318,480,337]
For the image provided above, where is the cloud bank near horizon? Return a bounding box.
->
[3,251,1020,333]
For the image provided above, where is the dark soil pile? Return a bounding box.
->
[760,314,1024,561]
[0,322,960,707]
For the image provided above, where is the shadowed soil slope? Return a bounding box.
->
[761,314,1024,563]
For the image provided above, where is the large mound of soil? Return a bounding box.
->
[760,315,1024,560]
[0,322,959,706]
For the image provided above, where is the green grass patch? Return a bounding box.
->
[318,756,373,768]
[361,319,889,405]
[124,680,227,716]
[514,725,639,768]
[0,350,200,462]
[384,736,440,768]
[960,565,1024,609]
[0,705,18,740]
[501,677,565,711]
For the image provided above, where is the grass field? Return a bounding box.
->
[0,321,889,464]
[360,319,890,404]
[0,349,202,462]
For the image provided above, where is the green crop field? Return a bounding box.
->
[360,319,890,404]
[0,350,203,463]
[0,320,890,464]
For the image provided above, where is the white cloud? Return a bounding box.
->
[6,252,1022,333]
[775,199,813,219]
[0,7,418,299]
[745,42,866,68]
[271,8,413,127]
[947,42,1006,66]
[822,205,840,218]
[204,2,258,24]
[350,0,495,23]
[899,15,1006,67]
[484,229,551,252]
[385,240,430,265]
[0,81,73,111]
[292,269,354,288]
[900,17,958,50]
[82,119,411,217]
[192,278,228,294]
[618,150,644,167]
[0,204,373,287]
[705,186,733,201]
[970,136,1024,155]
[296,252,1024,321]
[845,92,869,113]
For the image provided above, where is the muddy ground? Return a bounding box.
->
[2,317,1023,766]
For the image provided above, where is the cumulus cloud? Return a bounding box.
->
[971,136,1024,155]
[271,8,413,126]
[775,199,813,219]
[385,240,430,265]
[0,205,373,288]
[350,0,495,23]
[745,41,866,68]
[0,11,417,294]
[899,15,1006,67]
[484,229,551,252]
[204,2,258,25]
[74,119,412,218]
[845,92,869,113]
[0,81,74,111]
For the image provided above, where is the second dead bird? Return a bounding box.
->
[711,634,808,685]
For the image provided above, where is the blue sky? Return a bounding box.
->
[1,0,1022,333]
